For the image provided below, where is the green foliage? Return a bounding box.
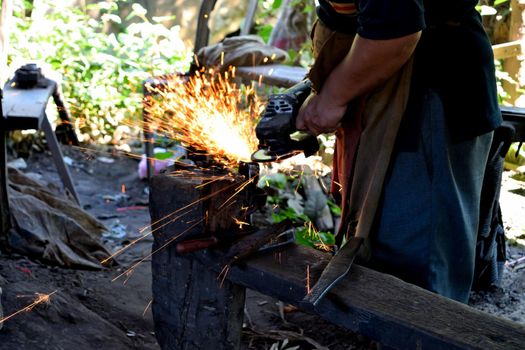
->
[294,226,335,250]
[262,172,310,223]
[8,0,192,144]
[327,199,341,216]
[271,206,309,224]
[505,143,525,170]
[259,171,337,251]
[494,0,510,6]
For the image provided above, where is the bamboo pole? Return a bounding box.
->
[503,0,525,105]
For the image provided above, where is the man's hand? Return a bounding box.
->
[295,31,421,136]
[296,93,347,136]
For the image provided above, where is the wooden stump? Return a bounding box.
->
[0,128,10,241]
[149,172,253,350]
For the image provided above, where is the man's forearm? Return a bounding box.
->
[320,31,421,107]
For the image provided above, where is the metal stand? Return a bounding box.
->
[2,64,80,205]
[40,116,80,203]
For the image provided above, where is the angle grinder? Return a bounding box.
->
[251,79,319,162]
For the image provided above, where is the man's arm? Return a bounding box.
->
[296,31,421,135]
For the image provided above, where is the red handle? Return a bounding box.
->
[176,237,218,254]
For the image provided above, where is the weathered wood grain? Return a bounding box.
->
[492,40,521,60]
[194,244,525,350]
[149,173,252,350]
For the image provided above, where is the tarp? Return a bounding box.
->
[6,167,113,269]
[196,35,288,70]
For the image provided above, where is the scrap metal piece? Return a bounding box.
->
[303,237,364,306]
[216,221,290,269]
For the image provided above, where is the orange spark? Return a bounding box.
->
[140,179,240,235]
[217,264,230,288]
[144,68,261,166]
[100,208,192,264]
[218,177,254,209]
[194,174,232,189]
[0,291,57,325]
[305,222,331,252]
[233,217,250,229]
[112,218,205,282]
[143,299,153,317]
[306,265,311,294]
[121,184,126,193]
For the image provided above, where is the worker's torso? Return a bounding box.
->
[316,0,502,139]
[318,1,479,15]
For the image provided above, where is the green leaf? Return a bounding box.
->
[327,199,341,216]
[154,151,174,160]
[294,227,335,250]
[257,24,273,43]
[271,0,283,10]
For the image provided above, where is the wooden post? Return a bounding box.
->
[0,118,11,241]
[0,0,13,241]
[503,0,525,104]
[149,172,251,350]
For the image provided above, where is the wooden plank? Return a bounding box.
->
[2,80,55,130]
[503,0,525,103]
[236,64,307,88]
[492,40,522,60]
[198,245,525,350]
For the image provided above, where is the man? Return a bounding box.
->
[297,0,502,302]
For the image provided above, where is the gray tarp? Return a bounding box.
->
[6,167,113,269]
[196,35,288,70]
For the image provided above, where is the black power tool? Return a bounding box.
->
[251,80,319,162]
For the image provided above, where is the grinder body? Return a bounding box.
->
[251,80,319,162]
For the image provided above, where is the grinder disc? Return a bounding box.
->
[251,149,298,163]
[251,149,278,162]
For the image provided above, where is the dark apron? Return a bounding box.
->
[307,19,414,253]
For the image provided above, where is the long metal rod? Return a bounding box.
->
[41,116,80,205]
[194,0,218,54]
[241,0,258,35]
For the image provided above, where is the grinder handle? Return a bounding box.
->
[286,79,313,107]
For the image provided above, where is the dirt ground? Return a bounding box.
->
[0,144,524,350]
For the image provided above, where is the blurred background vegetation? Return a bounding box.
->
[8,0,192,145]
[3,0,524,159]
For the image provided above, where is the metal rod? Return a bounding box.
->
[41,116,81,205]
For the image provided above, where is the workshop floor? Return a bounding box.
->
[0,145,523,350]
